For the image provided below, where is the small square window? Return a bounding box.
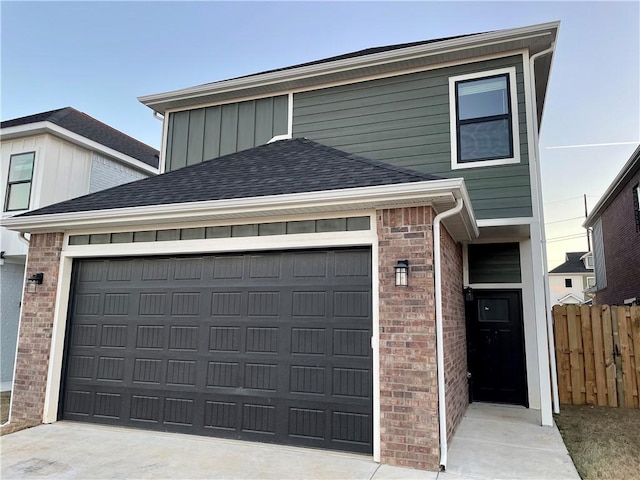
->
[565,278,572,288]
[4,152,35,211]
[586,277,596,288]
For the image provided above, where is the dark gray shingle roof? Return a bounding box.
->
[18,138,440,217]
[216,33,479,85]
[1,107,159,168]
[549,252,593,274]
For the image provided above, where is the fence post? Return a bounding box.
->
[590,305,608,406]
[611,307,625,407]
[602,305,618,407]
[632,306,640,408]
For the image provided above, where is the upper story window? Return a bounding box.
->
[449,67,520,170]
[584,255,594,269]
[4,152,35,212]
[565,278,573,288]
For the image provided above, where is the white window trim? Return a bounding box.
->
[449,66,520,170]
[4,151,36,213]
[585,255,594,269]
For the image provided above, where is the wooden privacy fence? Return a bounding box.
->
[553,304,640,408]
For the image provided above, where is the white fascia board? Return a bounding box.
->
[1,123,159,175]
[476,217,534,227]
[584,145,640,228]
[138,22,559,112]
[2,178,478,240]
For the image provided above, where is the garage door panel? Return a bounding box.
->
[62,248,372,453]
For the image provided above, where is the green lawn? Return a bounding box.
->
[555,405,640,480]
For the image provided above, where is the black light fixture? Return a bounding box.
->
[27,272,44,293]
[464,286,474,302]
[394,260,409,287]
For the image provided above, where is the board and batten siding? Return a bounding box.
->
[165,95,289,172]
[293,56,530,220]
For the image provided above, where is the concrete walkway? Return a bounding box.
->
[1,404,579,479]
[443,403,580,480]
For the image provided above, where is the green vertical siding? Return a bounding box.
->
[165,95,288,172]
[293,55,531,220]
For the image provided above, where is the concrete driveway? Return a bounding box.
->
[1,422,433,480]
[1,404,580,479]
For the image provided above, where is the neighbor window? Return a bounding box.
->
[586,277,596,289]
[4,152,35,211]
[565,278,572,288]
[449,67,519,169]
[585,255,594,269]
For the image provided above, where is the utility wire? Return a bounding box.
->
[546,233,588,243]
[545,216,584,225]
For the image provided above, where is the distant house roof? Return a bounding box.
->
[549,252,593,274]
[1,107,159,168]
[17,138,440,217]
[556,293,586,305]
[584,144,640,228]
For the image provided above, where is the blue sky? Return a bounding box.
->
[2,1,638,267]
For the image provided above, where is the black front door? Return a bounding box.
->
[467,289,527,406]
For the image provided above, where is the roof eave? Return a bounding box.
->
[1,122,159,174]
[584,144,640,228]
[138,22,559,113]
[1,179,479,242]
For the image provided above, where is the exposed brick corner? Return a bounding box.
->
[377,206,440,470]
[6,232,64,430]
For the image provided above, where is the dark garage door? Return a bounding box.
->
[61,248,373,453]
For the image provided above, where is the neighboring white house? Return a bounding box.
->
[548,251,595,304]
[0,107,159,392]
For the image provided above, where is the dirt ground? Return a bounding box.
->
[555,404,640,480]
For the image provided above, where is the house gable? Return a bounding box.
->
[152,23,560,221]
[1,107,159,169]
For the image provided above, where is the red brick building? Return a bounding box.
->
[585,145,640,306]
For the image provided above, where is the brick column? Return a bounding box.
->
[377,206,439,470]
[2,232,64,435]
[440,226,468,442]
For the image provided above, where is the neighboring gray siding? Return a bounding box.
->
[166,96,288,172]
[468,243,521,283]
[89,153,148,193]
[592,218,607,290]
[293,56,530,220]
[0,262,24,391]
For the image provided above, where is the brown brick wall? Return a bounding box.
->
[440,226,468,441]
[1,232,64,435]
[596,168,640,305]
[377,206,440,470]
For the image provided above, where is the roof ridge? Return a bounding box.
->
[67,109,157,151]
[195,31,490,88]
[47,107,74,123]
